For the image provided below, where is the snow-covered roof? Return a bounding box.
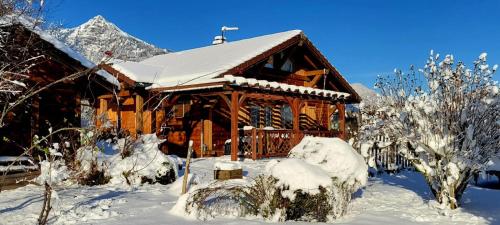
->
[112,61,163,83]
[0,15,119,86]
[113,30,302,87]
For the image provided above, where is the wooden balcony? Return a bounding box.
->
[238,128,340,160]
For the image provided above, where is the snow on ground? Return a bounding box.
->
[1,156,499,225]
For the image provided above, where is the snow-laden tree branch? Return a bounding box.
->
[374,51,499,209]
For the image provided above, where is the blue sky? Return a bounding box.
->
[45,0,500,87]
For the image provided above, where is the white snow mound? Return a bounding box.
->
[107,134,178,185]
[288,136,368,189]
[266,158,331,195]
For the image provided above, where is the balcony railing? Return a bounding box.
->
[238,128,340,160]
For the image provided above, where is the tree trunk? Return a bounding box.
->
[422,171,472,210]
[412,157,473,210]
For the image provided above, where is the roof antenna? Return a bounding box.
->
[213,26,239,45]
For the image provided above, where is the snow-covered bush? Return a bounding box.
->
[76,133,178,186]
[36,158,69,186]
[176,137,367,222]
[265,158,355,221]
[107,134,178,185]
[374,51,500,209]
[288,136,368,192]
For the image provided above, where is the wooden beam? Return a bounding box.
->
[218,93,231,109]
[149,81,227,92]
[305,74,323,87]
[245,93,286,102]
[101,64,136,86]
[238,93,247,107]
[230,91,239,161]
[295,69,328,77]
[304,55,318,69]
[98,90,132,99]
[336,102,346,140]
[135,95,144,134]
[328,80,339,91]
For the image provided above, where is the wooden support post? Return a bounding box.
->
[291,98,301,145]
[336,102,346,140]
[156,109,165,135]
[143,110,152,134]
[258,129,263,158]
[150,110,156,134]
[98,98,108,127]
[203,110,213,155]
[182,140,194,194]
[230,91,239,161]
[135,94,144,134]
[251,128,257,160]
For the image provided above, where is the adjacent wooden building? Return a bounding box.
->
[100,30,361,160]
[0,16,117,156]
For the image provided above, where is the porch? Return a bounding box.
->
[154,75,349,161]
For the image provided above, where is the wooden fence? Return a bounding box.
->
[368,144,413,171]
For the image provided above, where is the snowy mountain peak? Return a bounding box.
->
[89,15,106,23]
[55,15,168,63]
[80,15,113,29]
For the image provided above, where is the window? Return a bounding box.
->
[281,105,293,129]
[330,111,339,131]
[264,56,274,69]
[280,58,293,72]
[173,100,191,118]
[250,105,260,127]
[264,106,272,127]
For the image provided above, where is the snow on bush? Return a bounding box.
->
[76,134,178,186]
[265,158,330,196]
[373,51,500,209]
[288,136,368,190]
[108,134,178,185]
[175,137,368,222]
[36,159,69,186]
[35,143,69,186]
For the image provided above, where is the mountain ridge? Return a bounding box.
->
[351,83,378,102]
[55,15,168,63]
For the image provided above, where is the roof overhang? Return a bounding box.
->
[150,75,350,102]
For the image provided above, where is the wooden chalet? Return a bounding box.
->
[101,30,361,161]
[0,16,118,156]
